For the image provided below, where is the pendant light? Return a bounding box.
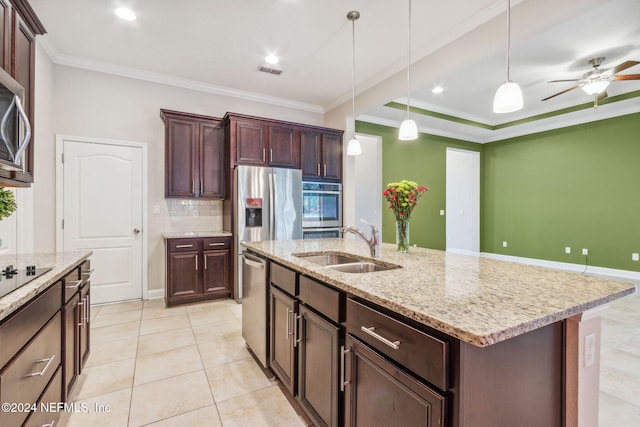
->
[493,0,523,113]
[346,11,362,156]
[398,0,417,141]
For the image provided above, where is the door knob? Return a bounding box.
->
[133,228,141,235]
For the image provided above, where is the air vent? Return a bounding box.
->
[257,66,283,76]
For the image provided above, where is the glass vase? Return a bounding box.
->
[395,220,410,253]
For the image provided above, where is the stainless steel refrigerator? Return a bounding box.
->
[236,165,302,368]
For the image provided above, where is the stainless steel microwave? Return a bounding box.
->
[0,67,31,172]
[302,181,342,228]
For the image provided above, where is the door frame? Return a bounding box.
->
[55,135,150,300]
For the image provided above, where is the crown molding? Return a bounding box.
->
[51,54,325,114]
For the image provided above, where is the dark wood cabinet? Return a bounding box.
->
[161,109,225,199]
[267,261,344,427]
[227,114,301,169]
[0,0,45,187]
[165,236,232,306]
[297,305,340,427]
[301,129,343,181]
[62,260,91,400]
[343,334,446,427]
[269,284,297,394]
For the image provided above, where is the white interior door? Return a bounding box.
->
[446,148,480,255]
[62,139,143,304]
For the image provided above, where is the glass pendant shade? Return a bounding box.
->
[493,80,523,113]
[398,118,418,140]
[347,137,362,156]
[581,80,610,95]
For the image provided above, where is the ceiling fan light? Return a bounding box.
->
[493,81,523,113]
[399,118,418,140]
[582,80,610,95]
[347,137,362,156]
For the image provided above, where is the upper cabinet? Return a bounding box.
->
[301,129,343,181]
[226,113,301,169]
[161,109,226,199]
[0,0,45,187]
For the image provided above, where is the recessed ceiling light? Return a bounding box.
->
[432,86,444,94]
[265,54,279,65]
[115,7,136,21]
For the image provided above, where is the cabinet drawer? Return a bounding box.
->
[346,298,448,391]
[168,238,202,252]
[298,276,343,323]
[0,282,62,367]
[270,262,297,296]
[63,267,82,304]
[80,259,92,282]
[203,237,230,250]
[0,313,62,427]
[23,365,63,427]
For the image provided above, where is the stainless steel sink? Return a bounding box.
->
[326,262,394,273]
[293,252,400,273]
[294,253,361,266]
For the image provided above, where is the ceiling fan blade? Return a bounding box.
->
[541,86,579,101]
[613,74,640,81]
[597,91,608,101]
[548,79,580,83]
[611,60,640,75]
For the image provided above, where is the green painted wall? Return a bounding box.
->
[357,111,640,272]
[356,121,481,250]
[482,112,640,271]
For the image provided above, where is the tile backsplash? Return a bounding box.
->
[166,199,221,217]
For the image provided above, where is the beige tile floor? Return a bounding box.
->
[59,290,640,427]
[59,298,308,427]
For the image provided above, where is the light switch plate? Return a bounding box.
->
[582,248,588,256]
[565,247,571,254]
[633,253,639,261]
[440,210,445,216]
[502,241,507,247]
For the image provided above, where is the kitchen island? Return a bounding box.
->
[242,238,635,427]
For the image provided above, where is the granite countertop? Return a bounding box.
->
[163,231,232,239]
[242,239,636,347]
[0,251,92,322]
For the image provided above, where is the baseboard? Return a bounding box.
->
[480,252,640,283]
[146,288,165,300]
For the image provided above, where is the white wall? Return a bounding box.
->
[34,63,325,292]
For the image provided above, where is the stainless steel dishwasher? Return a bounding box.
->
[241,251,268,368]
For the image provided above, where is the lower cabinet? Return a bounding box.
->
[268,261,343,427]
[166,236,232,306]
[63,259,92,400]
[343,334,446,427]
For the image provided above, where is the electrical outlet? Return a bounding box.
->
[582,248,589,256]
[584,333,596,367]
[633,253,639,261]
[565,247,571,254]
[152,204,161,215]
[502,241,507,247]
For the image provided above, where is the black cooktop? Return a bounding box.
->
[0,265,53,299]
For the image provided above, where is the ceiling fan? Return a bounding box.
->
[542,57,640,107]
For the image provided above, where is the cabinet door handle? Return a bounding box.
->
[269,149,273,163]
[262,148,266,162]
[84,295,89,326]
[293,314,301,347]
[195,256,198,271]
[317,163,320,176]
[192,180,195,194]
[82,269,95,277]
[323,164,327,176]
[340,345,351,392]
[77,300,84,326]
[176,244,194,248]
[200,179,204,193]
[208,243,225,247]
[65,280,81,290]
[360,326,401,350]
[286,308,292,340]
[204,255,208,270]
[24,354,56,378]
[40,420,56,427]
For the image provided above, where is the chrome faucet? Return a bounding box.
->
[340,219,380,258]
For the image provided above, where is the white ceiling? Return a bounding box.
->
[30,0,640,140]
